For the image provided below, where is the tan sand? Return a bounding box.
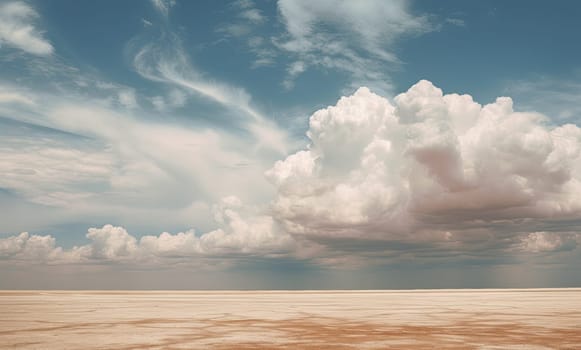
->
[1,289,580,349]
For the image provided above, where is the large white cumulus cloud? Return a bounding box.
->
[267,80,581,243]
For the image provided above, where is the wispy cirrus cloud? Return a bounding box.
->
[274,0,433,93]
[214,0,278,68]
[217,0,266,38]
[133,3,292,155]
[0,1,53,56]
[219,0,436,94]
[150,0,175,18]
[505,72,581,122]
[0,85,35,105]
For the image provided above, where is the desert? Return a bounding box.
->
[1,289,580,349]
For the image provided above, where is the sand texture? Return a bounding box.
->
[1,289,580,349]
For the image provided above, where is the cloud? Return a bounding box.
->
[118,89,138,109]
[267,80,581,258]
[0,75,291,239]
[275,0,433,93]
[0,1,54,56]
[519,232,579,253]
[0,136,113,207]
[131,15,291,155]
[247,36,277,68]
[85,225,138,260]
[3,60,581,268]
[218,1,439,92]
[0,86,34,105]
[168,89,186,107]
[232,0,256,10]
[150,95,166,111]
[446,18,465,27]
[141,18,153,27]
[215,1,275,68]
[282,61,306,90]
[149,89,187,111]
[0,1,294,237]
[505,73,581,122]
[151,0,175,18]
[0,197,294,265]
[217,23,253,38]
[239,8,265,24]
[0,232,60,261]
[45,102,284,205]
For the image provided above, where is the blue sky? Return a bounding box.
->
[1,0,581,289]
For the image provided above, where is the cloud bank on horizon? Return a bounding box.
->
[1,0,581,285]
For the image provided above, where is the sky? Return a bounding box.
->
[1,0,581,289]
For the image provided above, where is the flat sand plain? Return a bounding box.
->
[1,289,580,349]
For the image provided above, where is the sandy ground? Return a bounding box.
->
[0,289,580,349]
